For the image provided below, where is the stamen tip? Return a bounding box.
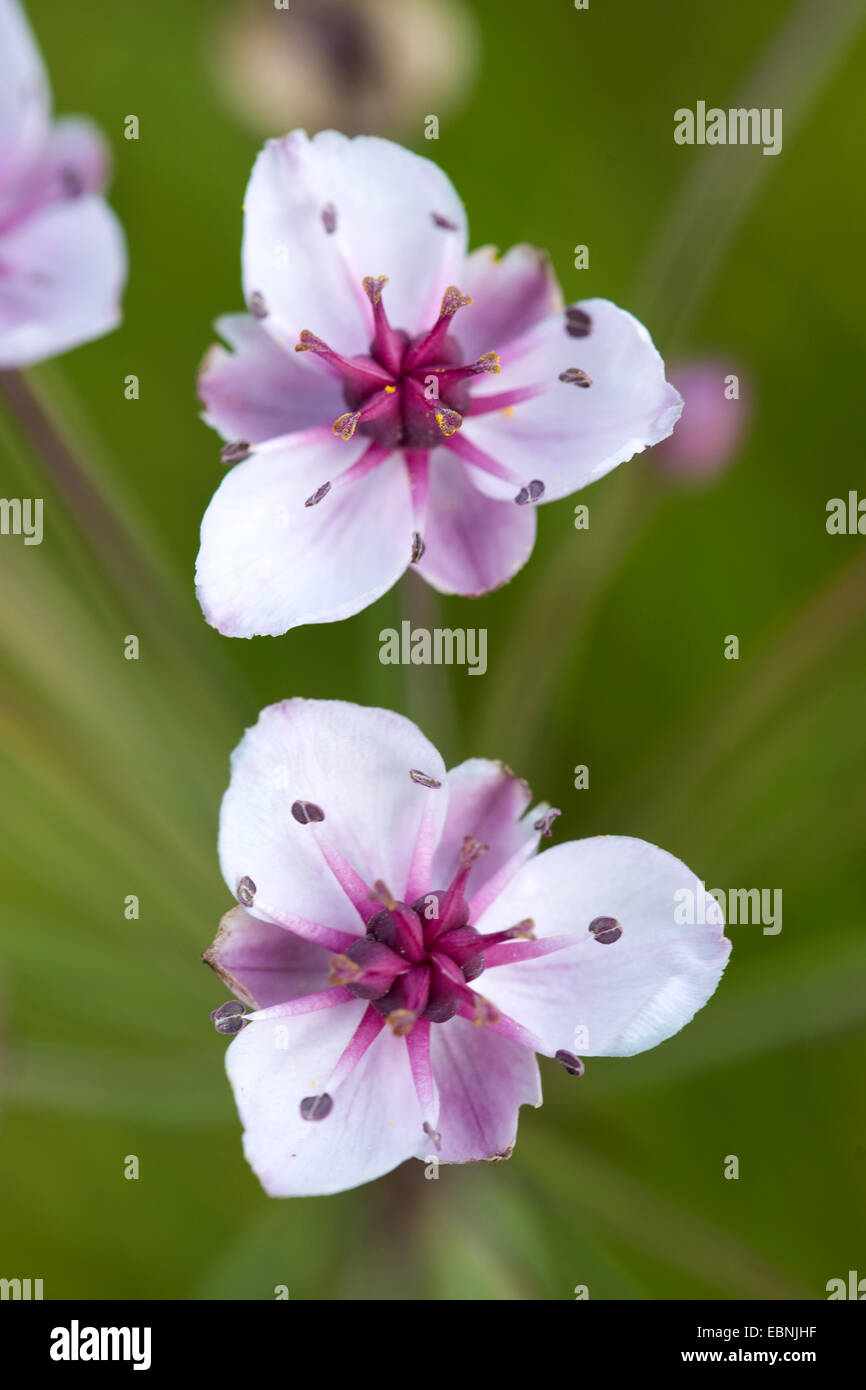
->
[305,481,331,507]
[362,274,389,307]
[291,800,326,825]
[236,875,257,907]
[555,1049,585,1077]
[300,1093,333,1121]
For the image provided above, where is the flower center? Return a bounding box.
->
[326,836,533,1035]
[295,277,501,451]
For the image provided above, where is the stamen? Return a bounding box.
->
[515,479,545,506]
[210,1000,247,1035]
[332,411,361,441]
[245,987,356,1021]
[407,1019,437,1128]
[291,800,325,824]
[362,275,388,307]
[483,935,571,970]
[410,769,442,789]
[362,275,405,375]
[440,286,473,318]
[220,440,251,464]
[411,532,425,563]
[427,351,500,385]
[559,367,592,387]
[465,383,547,416]
[431,212,459,230]
[248,291,268,319]
[244,892,357,954]
[300,1093,333,1121]
[325,1005,385,1093]
[534,808,561,837]
[236,876,256,907]
[403,287,473,372]
[555,1050,585,1076]
[386,1009,417,1037]
[588,916,623,945]
[423,1121,442,1150]
[442,431,524,490]
[565,306,592,338]
[328,938,408,1000]
[305,482,332,508]
[322,203,337,234]
[294,329,395,391]
[435,408,463,437]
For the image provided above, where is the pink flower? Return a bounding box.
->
[205,699,730,1196]
[0,0,126,368]
[195,131,682,636]
[652,359,750,485]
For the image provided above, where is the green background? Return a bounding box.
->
[1,0,865,1299]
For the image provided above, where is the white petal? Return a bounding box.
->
[218,699,448,936]
[429,1016,541,1162]
[0,195,125,367]
[196,436,413,635]
[476,836,731,1057]
[242,130,467,355]
[463,298,682,501]
[226,1001,424,1196]
[0,0,50,201]
[199,313,343,444]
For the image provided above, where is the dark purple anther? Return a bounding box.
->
[321,203,337,234]
[559,367,592,387]
[220,440,251,464]
[300,1093,333,1121]
[423,1121,442,1151]
[409,769,442,789]
[411,532,426,563]
[305,482,332,507]
[211,1000,247,1035]
[555,1050,585,1076]
[588,916,623,945]
[534,808,561,838]
[237,876,256,906]
[565,306,592,338]
[248,291,268,319]
[291,800,325,824]
[432,212,459,230]
[515,479,545,505]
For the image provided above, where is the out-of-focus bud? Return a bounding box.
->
[652,359,751,485]
[209,0,479,140]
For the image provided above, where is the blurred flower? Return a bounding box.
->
[205,699,731,1196]
[0,0,126,367]
[210,0,478,140]
[196,130,681,635]
[652,359,750,485]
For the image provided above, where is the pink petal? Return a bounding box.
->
[7,116,109,219]
[432,758,547,901]
[203,905,331,1010]
[218,699,448,939]
[0,194,126,367]
[428,1016,541,1162]
[456,243,563,362]
[463,298,682,502]
[225,999,425,1196]
[476,836,731,1057]
[195,435,414,635]
[198,313,343,445]
[0,0,51,203]
[414,449,537,596]
[241,130,467,356]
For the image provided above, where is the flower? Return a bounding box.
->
[205,699,730,1196]
[209,0,478,143]
[0,0,126,368]
[651,358,750,485]
[195,130,682,636]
